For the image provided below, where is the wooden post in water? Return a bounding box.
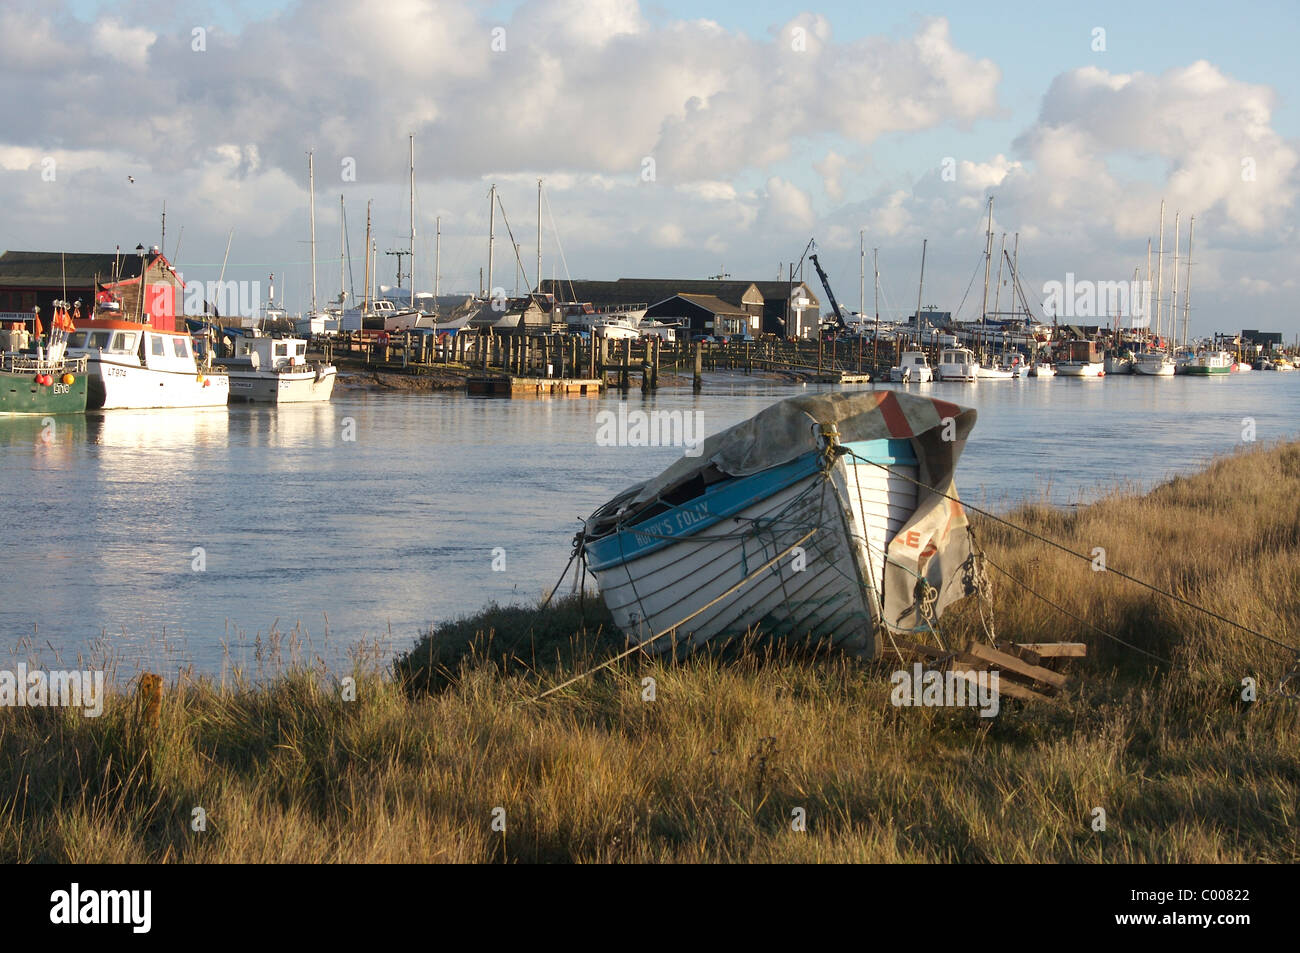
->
[693,342,703,392]
[619,340,630,392]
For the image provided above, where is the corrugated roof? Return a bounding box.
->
[0,250,148,286]
[537,277,818,308]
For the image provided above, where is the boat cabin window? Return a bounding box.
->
[295,343,306,356]
[109,331,137,352]
[173,338,189,358]
[89,331,111,349]
[67,331,88,347]
[274,343,288,358]
[151,336,166,356]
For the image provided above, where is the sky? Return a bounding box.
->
[2,0,1297,335]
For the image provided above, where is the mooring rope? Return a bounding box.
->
[533,529,818,701]
[842,447,1296,657]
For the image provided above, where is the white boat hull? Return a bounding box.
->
[1133,358,1175,376]
[227,366,337,403]
[1056,362,1105,378]
[90,356,229,409]
[589,468,879,656]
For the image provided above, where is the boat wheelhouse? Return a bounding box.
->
[889,350,933,383]
[1055,340,1105,378]
[936,346,977,382]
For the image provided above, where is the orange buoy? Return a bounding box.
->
[62,373,75,386]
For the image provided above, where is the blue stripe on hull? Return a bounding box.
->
[584,451,825,571]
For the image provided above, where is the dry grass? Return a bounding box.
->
[3,441,1299,863]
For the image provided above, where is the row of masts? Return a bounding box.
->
[305,137,554,316]
[1148,199,1195,349]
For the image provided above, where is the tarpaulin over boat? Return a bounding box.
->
[589,390,979,651]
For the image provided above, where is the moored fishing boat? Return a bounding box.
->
[0,303,88,415]
[936,346,978,382]
[579,391,980,658]
[889,350,933,383]
[1133,349,1175,376]
[217,330,336,403]
[65,292,228,410]
[1055,340,1105,378]
[1185,350,1233,376]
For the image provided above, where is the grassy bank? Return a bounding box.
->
[3,442,1298,862]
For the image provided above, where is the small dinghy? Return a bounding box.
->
[579,391,981,658]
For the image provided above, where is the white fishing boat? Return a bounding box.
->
[976,359,1015,380]
[1028,360,1056,378]
[936,346,978,382]
[1104,349,1135,375]
[580,391,980,657]
[889,350,933,383]
[67,316,228,409]
[1055,340,1105,378]
[218,331,336,403]
[1133,349,1175,376]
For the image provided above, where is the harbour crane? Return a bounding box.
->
[808,250,849,333]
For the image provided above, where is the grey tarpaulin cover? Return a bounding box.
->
[604,390,980,643]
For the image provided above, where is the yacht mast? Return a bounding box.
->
[980,196,993,321]
[435,216,441,300]
[363,201,372,313]
[338,195,345,310]
[1183,216,1195,348]
[409,134,416,310]
[537,179,543,297]
[487,184,496,298]
[1170,211,1180,349]
[1155,199,1165,341]
[308,150,318,313]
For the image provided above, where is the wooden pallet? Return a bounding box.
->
[890,639,1086,702]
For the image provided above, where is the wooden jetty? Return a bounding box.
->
[311,328,960,393]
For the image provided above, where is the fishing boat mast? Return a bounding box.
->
[914,238,927,349]
[537,179,543,297]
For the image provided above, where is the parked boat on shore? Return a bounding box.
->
[580,391,980,658]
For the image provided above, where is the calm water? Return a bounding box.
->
[3,371,1297,676]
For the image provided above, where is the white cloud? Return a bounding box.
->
[91,18,156,70]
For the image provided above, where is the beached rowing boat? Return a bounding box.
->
[580,391,980,658]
